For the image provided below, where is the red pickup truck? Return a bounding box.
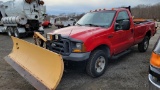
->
[36,7,156,77]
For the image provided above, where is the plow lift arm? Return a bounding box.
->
[4,36,64,90]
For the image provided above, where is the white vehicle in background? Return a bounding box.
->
[0,0,46,38]
[52,17,77,28]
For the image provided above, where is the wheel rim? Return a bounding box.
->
[95,56,105,73]
[144,40,148,50]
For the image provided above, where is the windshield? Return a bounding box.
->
[77,11,116,27]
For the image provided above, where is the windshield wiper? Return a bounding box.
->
[85,24,105,27]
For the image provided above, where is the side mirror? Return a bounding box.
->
[114,23,121,31]
[122,20,130,30]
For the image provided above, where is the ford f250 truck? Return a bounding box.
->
[36,7,156,77]
[4,7,156,90]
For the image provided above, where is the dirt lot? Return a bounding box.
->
[0,27,159,90]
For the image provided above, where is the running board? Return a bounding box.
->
[111,49,131,60]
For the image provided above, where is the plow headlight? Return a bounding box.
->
[46,34,61,41]
[150,37,160,68]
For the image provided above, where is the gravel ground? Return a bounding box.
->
[0,27,159,90]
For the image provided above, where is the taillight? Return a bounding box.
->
[25,0,32,4]
[150,37,160,68]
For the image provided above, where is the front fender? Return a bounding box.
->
[85,38,113,54]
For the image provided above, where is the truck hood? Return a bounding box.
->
[48,26,108,42]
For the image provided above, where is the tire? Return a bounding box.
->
[7,29,12,36]
[13,28,24,38]
[67,24,70,27]
[86,50,108,77]
[7,27,12,36]
[138,36,149,52]
[73,22,76,26]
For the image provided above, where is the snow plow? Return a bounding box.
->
[4,36,64,90]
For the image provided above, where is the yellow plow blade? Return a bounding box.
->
[4,37,64,90]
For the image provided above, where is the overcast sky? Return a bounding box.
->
[44,0,160,15]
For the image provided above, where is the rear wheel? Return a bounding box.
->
[138,36,149,52]
[86,50,108,77]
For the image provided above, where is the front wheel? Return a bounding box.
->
[13,28,24,38]
[86,50,108,77]
[138,36,149,52]
[7,27,13,36]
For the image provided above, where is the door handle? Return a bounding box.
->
[131,29,134,33]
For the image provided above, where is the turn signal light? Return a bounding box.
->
[150,52,160,68]
[73,49,82,53]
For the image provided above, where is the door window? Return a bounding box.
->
[115,11,130,30]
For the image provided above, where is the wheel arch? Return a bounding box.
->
[146,30,151,39]
[91,44,111,59]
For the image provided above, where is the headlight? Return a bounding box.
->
[150,37,160,68]
[76,43,82,49]
[46,34,52,40]
[72,43,86,53]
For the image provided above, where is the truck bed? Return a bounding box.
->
[133,19,152,24]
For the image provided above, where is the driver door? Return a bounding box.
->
[111,11,133,54]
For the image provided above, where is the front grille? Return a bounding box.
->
[48,39,71,56]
